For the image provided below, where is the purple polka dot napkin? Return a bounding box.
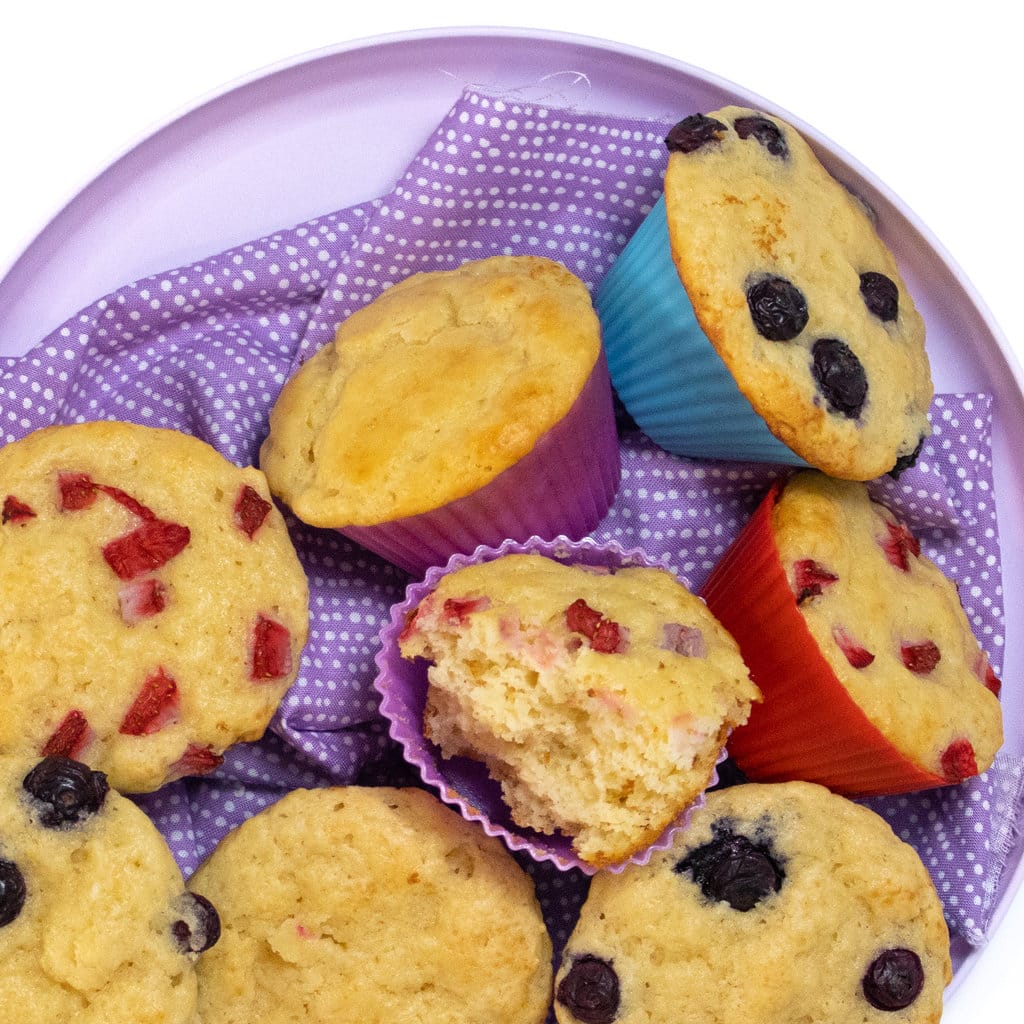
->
[1,89,1020,950]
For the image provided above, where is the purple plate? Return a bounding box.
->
[0,29,1021,1016]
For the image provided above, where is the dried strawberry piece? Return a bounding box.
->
[250,615,293,681]
[167,744,223,782]
[233,484,272,539]
[793,559,839,604]
[398,608,422,645]
[566,599,604,638]
[880,519,921,572]
[983,663,1002,697]
[901,640,941,674]
[120,667,180,736]
[832,626,875,668]
[970,649,1001,696]
[58,472,97,511]
[118,577,168,624]
[102,518,191,580]
[940,738,978,783]
[96,483,156,521]
[590,618,623,654]
[57,474,190,579]
[442,596,491,624]
[565,599,625,653]
[41,709,92,759]
[2,495,36,523]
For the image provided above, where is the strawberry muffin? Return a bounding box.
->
[0,421,309,793]
[395,546,758,868]
[702,470,1002,795]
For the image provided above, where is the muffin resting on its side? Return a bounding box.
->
[702,470,1003,795]
[259,255,620,575]
[554,782,951,1024]
[0,754,219,1024]
[398,552,758,867]
[597,105,933,478]
[188,786,553,1024]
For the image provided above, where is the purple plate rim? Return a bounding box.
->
[0,27,1021,1009]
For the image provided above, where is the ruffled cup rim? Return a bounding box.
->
[373,533,721,874]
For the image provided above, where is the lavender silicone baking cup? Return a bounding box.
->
[340,353,621,578]
[372,534,720,875]
[596,195,809,468]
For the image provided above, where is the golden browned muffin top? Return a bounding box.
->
[259,255,601,526]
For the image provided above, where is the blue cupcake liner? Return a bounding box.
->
[596,195,808,467]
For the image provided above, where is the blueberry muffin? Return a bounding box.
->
[554,781,951,1024]
[397,551,758,867]
[0,420,309,792]
[665,107,932,478]
[258,255,620,575]
[597,106,932,479]
[0,753,219,1023]
[188,785,552,1024]
[702,470,1002,795]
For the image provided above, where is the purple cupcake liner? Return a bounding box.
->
[340,353,621,578]
[373,534,721,875]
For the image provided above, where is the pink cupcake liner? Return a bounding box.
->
[341,354,621,578]
[373,534,721,874]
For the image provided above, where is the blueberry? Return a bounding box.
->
[556,955,620,1024]
[733,114,789,158]
[862,948,924,1010]
[889,435,925,478]
[171,892,222,954]
[22,756,109,829]
[665,114,728,154]
[811,338,868,418]
[746,275,809,341]
[859,271,899,322]
[0,858,26,927]
[676,828,784,911]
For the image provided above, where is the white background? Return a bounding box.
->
[1,2,1019,366]
[0,1,1019,1018]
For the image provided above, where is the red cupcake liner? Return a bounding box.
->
[340,354,621,578]
[373,534,720,874]
[701,482,947,797]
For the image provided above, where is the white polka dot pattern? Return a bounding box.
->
[0,90,1018,951]
[300,92,667,356]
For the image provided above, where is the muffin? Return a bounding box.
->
[554,781,951,1024]
[0,753,219,1023]
[391,538,758,869]
[258,255,620,576]
[701,470,1002,795]
[596,105,933,479]
[188,785,553,1024]
[0,420,309,793]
